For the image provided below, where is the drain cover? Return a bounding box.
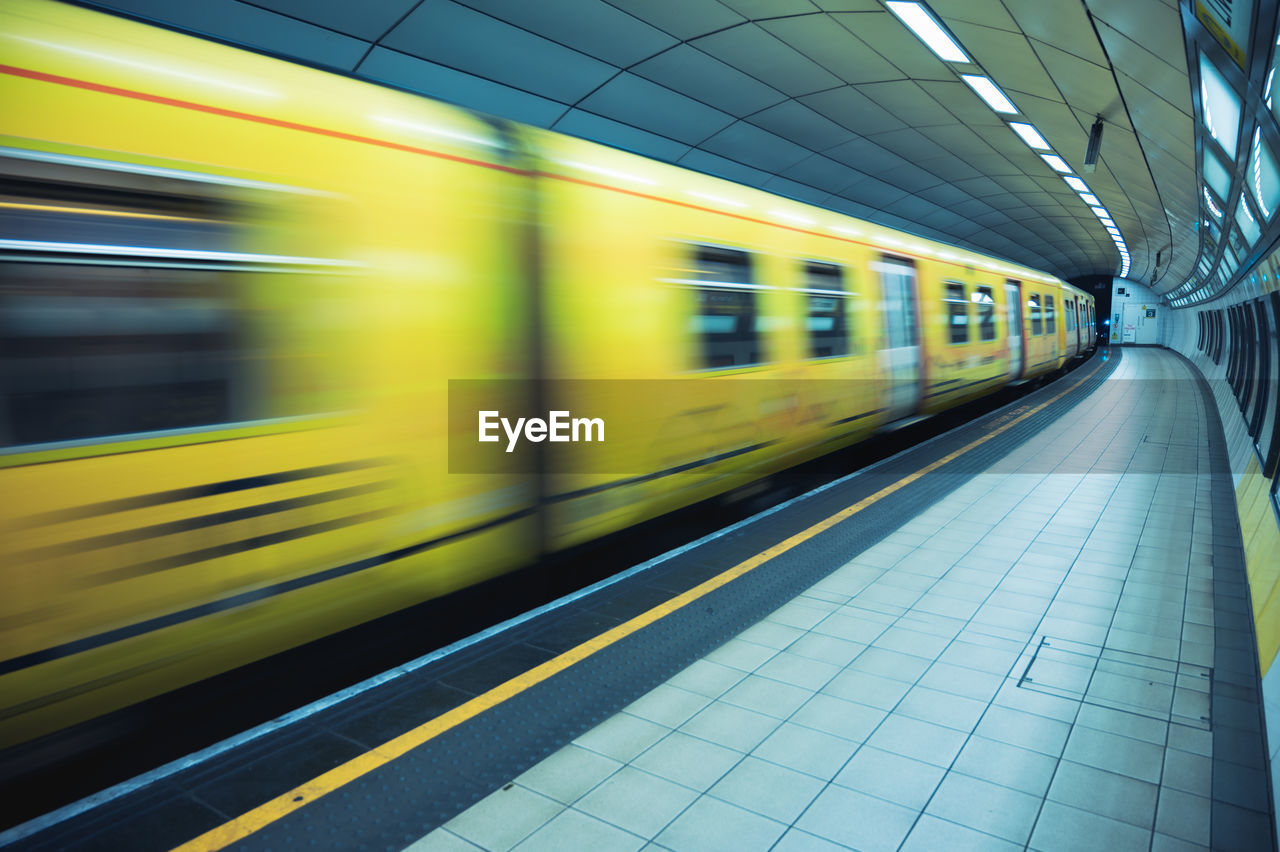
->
[1018,636,1212,730]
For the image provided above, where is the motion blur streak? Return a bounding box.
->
[0,0,1094,748]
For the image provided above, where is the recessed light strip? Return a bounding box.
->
[960,74,1017,113]
[888,1,1130,277]
[886,2,969,62]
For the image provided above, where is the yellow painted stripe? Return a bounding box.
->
[0,416,343,470]
[0,200,220,223]
[173,360,1103,851]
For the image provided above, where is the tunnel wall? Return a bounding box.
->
[1164,301,1280,818]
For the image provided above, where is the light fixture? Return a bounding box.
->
[1083,116,1103,173]
[1080,193,1101,206]
[1090,205,1109,218]
[1064,176,1089,192]
[886,2,970,62]
[1041,154,1072,172]
[961,75,1017,113]
[1011,122,1050,150]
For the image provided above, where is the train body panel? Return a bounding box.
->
[0,0,1093,744]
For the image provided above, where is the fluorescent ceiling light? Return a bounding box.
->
[1090,206,1109,218]
[961,75,1017,113]
[1064,176,1088,192]
[1080,193,1101,206]
[1099,217,1115,227]
[1041,154,1072,172]
[1011,122,1050,150]
[886,2,969,62]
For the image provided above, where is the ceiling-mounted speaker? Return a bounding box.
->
[1083,116,1103,173]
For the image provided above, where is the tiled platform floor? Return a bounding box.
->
[408,349,1273,852]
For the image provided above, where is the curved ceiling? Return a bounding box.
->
[79,0,1199,290]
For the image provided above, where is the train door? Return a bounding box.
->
[1005,279,1025,379]
[1071,297,1081,354]
[875,256,921,420]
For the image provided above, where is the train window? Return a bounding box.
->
[685,244,763,369]
[945,282,968,344]
[1028,293,1042,335]
[972,285,996,341]
[1045,295,1056,334]
[0,154,314,449]
[804,261,850,359]
[1066,299,1075,333]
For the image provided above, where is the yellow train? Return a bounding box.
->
[0,0,1095,747]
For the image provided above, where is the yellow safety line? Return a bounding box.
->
[174,359,1102,851]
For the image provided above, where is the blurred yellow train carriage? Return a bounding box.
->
[0,0,1093,746]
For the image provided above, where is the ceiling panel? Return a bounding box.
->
[955,21,1062,104]
[693,24,845,96]
[856,81,956,128]
[577,73,735,145]
[700,121,813,172]
[360,48,567,126]
[761,15,903,84]
[877,165,946,193]
[884,195,946,221]
[871,129,950,163]
[247,0,415,42]
[760,176,835,206]
[604,0,745,40]
[676,149,772,187]
[749,101,856,151]
[552,110,691,162]
[838,176,908,209]
[1035,44,1121,116]
[825,138,912,173]
[632,45,786,117]
[384,1,614,102]
[456,0,677,67]
[1092,0,1186,67]
[929,0,1017,32]
[917,183,976,209]
[780,155,865,193]
[1005,1,1109,67]
[800,87,909,136]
